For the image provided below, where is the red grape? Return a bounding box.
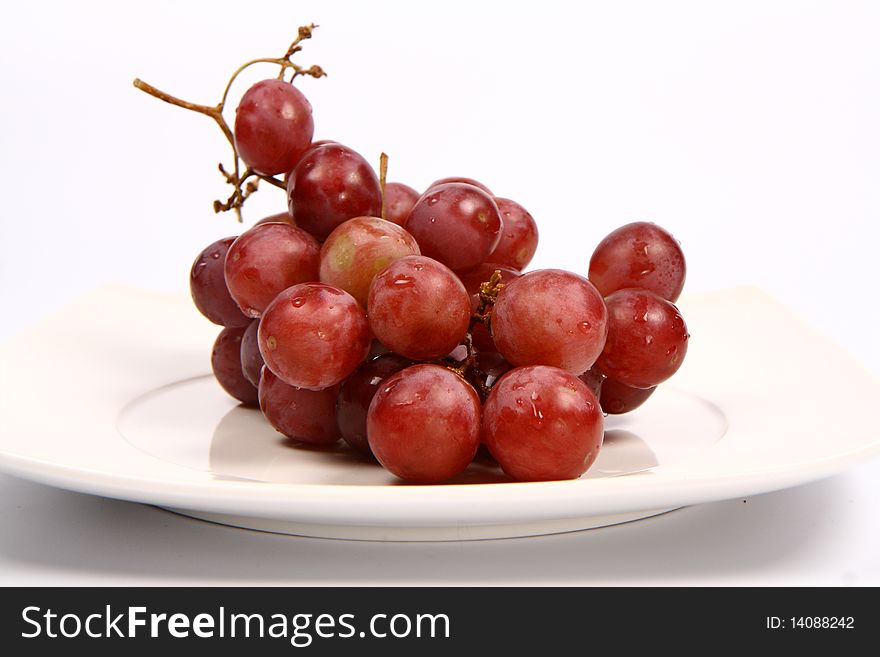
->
[466,350,513,397]
[190,237,250,328]
[404,183,502,272]
[382,182,420,226]
[427,176,493,195]
[211,325,259,406]
[482,365,603,481]
[491,269,608,374]
[287,143,382,239]
[336,353,412,454]
[319,216,420,308]
[367,255,471,360]
[224,223,320,317]
[368,339,392,359]
[578,366,605,399]
[258,368,340,445]
[589,222,686,302]
[600,377,656,414]
[239,319,264,387]
[367,364,481,483]
[258,282,371,390]
[596,288,689,388]
[254,211,296,226]
[470,322,496,353]
[234,79,314,176]
[488,198,539,270]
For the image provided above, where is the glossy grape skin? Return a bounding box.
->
[336,354,412,455]
[600,377,656,414]
[367,256,471,360]
[482,365,603,481]
[382,182,420,226]
[254,211,296,227]
[578,366,605,399]
[211,325,259,406]
[239,319,264,387]
[287,143,382,240]
[368,339,392,359]
[224,223,320,318]
[487,198,539,270]
[258,283,371,390]
[367,364,481,483]
[258,368,340,445]
[596,288,689,389]
[491,269,609,374]
[588,222,686,302]
[319,216,420,308]
[466,350,513,399]
[190,237,250,328]
[427,176,493,195]
[234,79,314,176]
[404,183,503,272]
[470,322,496,353]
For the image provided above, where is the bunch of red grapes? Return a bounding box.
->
[181,36,689,485]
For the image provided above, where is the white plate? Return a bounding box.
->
[1,285,878,541]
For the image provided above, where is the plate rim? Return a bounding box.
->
[2,283,880,529]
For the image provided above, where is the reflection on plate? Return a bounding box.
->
[117,376,725,487]
[1,285,879,540]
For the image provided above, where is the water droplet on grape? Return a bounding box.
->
[666,345,677,357]
[392,275,415,288]
[530,400,544,420]
[578,321,592,332]
[316,330,326,339]
[291,297,306,307]
[644,335,654,345]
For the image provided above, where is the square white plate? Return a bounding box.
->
[1,285,878,540]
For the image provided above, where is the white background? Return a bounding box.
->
[0,0,878,585]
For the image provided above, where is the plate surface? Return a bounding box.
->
[1,285,878,540]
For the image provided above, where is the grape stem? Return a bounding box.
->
[440,270,505,399]
[473,270,505,326]
[379,152,389,220]
[132,24,325,222]
[448,331,477,379]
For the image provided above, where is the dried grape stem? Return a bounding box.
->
[379,152,389,219]
[473,270,504,325]
[442,272,504,394]
[132,79,234,146]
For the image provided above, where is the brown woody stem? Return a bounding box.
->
[379,152,389,219]
[132,78,234,146]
